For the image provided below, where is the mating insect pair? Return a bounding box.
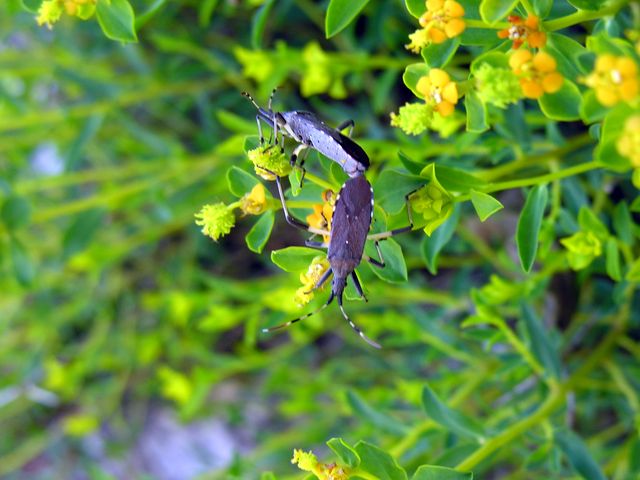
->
[243,91,414,348]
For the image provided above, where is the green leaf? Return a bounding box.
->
[597,103,635,171]
[460,28,502,46]
[580,90,608,124]
[537,80,581,121]
[354,441,408,480]
[516,184,548,273]
[260,472,277,480]
[403,63,430,99]
[612,202,633,245]
[62,209,106,259]
[567,0,607,10]
[421,205,460,274]
[412,465,473,480]
[627,258,640,282]
[198,0,220,26]
[464,90,488,133]
[245,211,274,254]
[327,438,360,468]
[531,0,553,17]
[96,0,138,43]
[479,0,518,24]
[325,0,371,38]
[470,190,503,221]
[555,430,606,480]
[270,247,323,273]
[434,166,487,193]
[421,385,485,441]
[405,0,426,18]
[546,33,588,80]
[1,195,31,231]
[374,169,425,214]
[365,238,407,283]
[422,38,461,68]
[21,0,41,13]
[226,166,260,197]
[605,238,621,282]
[577,207,608,240]
[521,304,561,378]
[10,237,35,287]
[347,390,408,435]
[251,0,276,49]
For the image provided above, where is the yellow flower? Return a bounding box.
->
[406,0,465,52]
[194,203,236,241]
[291,449,349,480]
[509,50,563,99]
[295,256,330,306]
[36,0,63,28]
[390,102,434,135]
[498,15,546,49]
[306,189,335,243]
[292,449,321,474]
[247,144,291,181]
[583,54,639,107]
[560,231,602,270]
[617,115,640,168]
[63,0,95,18]
[240,183,267,216]
[416,68,459,116]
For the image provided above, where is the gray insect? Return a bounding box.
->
[242,90,370,178]
[263,174,414,348]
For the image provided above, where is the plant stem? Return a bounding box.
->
[544,0,629,31]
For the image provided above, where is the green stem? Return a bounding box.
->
[465,19,508,29]
[544,0,629,31]
[520,0,535,15]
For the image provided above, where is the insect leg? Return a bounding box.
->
[351,271,368,302]
[262,292,335,333]
[366,191,416,241]
[337,292,380,349]
[364,241,386,268]
[267,87,278,111]
[305,239,328,248]
[336,119,355,137]
[274,175,329,237]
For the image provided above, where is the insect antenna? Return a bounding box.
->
[267,87,279,111]
[337,293,381,349]
[241,91,261,110]
[262,292,336,333]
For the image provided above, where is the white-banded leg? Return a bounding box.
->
[363,240,385,268]
[262,289,335,333]
[273,175,329,237]
[366,190,416,242]
[336,119,355,137]
[336,291,380,349]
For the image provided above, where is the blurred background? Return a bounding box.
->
[1,0,639,479]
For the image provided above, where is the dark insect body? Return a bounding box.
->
[242,90,369,178]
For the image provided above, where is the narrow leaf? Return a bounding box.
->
[251,0,276,49]
[405,0,426,18]
[516,184,548,272]
[226,166,260,197]
[521,303,561,378]
[96,0,137,43]
[347,390,408,435]
[421,385,485,441]
[412,465,473,480]
[325,0,371,38]
[1,195,31,231]
[10,237,35,287]
[421,205,460,274]
[555,430,606,480]
[62,209,106,259]
[270,247,323,273]
[465,90,488,133]
[605,238,622,282]
[480,0,518,24]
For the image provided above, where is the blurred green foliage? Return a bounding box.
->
[1,0,640,479]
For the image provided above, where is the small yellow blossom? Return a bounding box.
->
[406,0,465,52]
[416,68,459,117]
[617,115,640,168]
[411,165,453,236]
[560,231,602,270]
[63,0,96,18]
[583,54,639,107]
[247,144,291,181]
[498,15,546,49]
[306,189,335,243]
[390,102,434,135]
[292,449,321,474]
[474,63,523,108]
[295,256,330,306]
[194,203,236,241]
[240,183,268,216]
[36,0,63,28]
[509,50,563,99]
[291,449,349,480]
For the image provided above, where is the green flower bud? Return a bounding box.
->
[233,47,274,83]
[194,203,236,241]
[474,63,523,108]
[390,102,434,135]
[411,164,453,236]
[291,449,320,473]
[560,230,602,270]
[247,144,291,180]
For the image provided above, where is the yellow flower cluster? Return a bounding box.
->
[509,50,563,99]
[583,54,639,107]
[617,115,640,169]
[416,68,459,117]
[295,256,330,306]
[406,0,465,53]
[247,144,292,181]
[36,0,96,28]
[291,449,349,480]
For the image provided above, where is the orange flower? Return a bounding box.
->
[509,50,563,99]
[306,189,335,243]
[416,68,459,116]
[583,54,639,107]
[406,0,465,52]
[498,15,546,49]
[616,115,640,168]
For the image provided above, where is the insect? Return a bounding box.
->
[241,90,370,179]
[263,174,414,348]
